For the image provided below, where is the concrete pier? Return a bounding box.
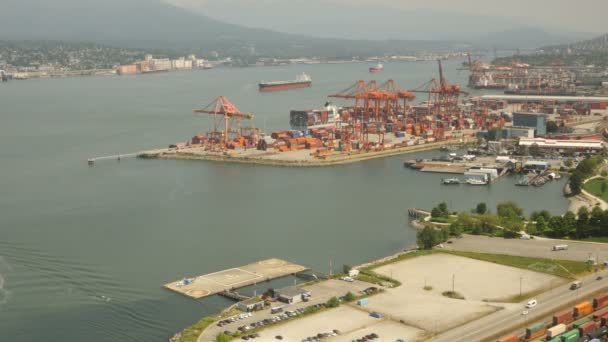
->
[163,258,309,299]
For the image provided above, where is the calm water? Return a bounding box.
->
[0,61,569,341]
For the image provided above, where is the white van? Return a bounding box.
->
[552,244,568,251]
[526,299,538,308]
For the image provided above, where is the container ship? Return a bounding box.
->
[258,73,312,92]
[289,103,342,130]
[369,63,383,73]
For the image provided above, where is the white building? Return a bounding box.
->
[518,137,604,153]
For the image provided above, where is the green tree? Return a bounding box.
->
[569,171,584,195]
[549,215,566,237]
[529,143,541,157]
[578,206,590,226]
[449,221,463,237]
[535,215,546,233]
[431,207,443,218]
[343,291,356,302]
[497,201,524,220]
[600,210,608,236]
[417,226,439,250]
[342,264,352,274]
[438,202,449,216]
[478,214,499,234]
[475,202,488,215]
[216,333,231,342]
[563,211,577,236]
[326,296,340,308]
[564,159,574,168]
[590,206,603,236]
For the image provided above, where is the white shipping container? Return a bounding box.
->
[547,323,566,338]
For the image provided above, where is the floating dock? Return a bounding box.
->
[163,258,309,299]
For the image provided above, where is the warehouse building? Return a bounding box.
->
[512,112,548,136]
[518,137,604,154]
[274,286,311,304]
[236,297,265,312]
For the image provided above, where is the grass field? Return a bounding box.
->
[442,250,590,279]
[584,177,608,202]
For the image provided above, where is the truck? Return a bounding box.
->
[552,244,569,251]
[570,280,582,290]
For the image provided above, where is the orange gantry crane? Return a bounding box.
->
[193,96,255,149]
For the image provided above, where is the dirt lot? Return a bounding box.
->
[444,234,608,263]
[367,253,560,332]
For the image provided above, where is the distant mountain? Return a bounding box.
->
[550,33,608,52]
[0,0,468,57]
[471,27,592,49]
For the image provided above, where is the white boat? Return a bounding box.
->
[442,178,461,185]
[466,178,488,185]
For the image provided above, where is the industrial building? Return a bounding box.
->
[523,161,549,172]
[274,286,311,304]
[518,137,604,154]
[236,297,265,312]
[502,126,535,139]
[512,113,548,136]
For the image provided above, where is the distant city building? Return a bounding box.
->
[518,137,603,153]
[512,112,548,136]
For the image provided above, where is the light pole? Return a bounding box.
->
[452,274,455,293]
[520,276,523,297]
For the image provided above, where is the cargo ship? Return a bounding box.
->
[369,63,383,73]
[259,73,312,92]
[289,103,341,130]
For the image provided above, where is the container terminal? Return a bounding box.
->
[138,61,608,167]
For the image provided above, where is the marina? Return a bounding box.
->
[163,259,309,299]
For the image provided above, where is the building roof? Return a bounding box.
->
[480,95,608,103]
[239,297,264,306]
[277,286,308,298]
[513,112,549,117]
[519,137,603,149]
[524,160,549,166]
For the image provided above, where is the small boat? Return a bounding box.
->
[442,178,461,185]
[369,63,383,73]
[439,146,449,152]
[466,178,488,185]
[515,177,529,186]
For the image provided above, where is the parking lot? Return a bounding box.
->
[443,234,608,263]
[254,305,422,342]
[199,279,372,341]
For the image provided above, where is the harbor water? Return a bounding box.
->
[0,61,569,341]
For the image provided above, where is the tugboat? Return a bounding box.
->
[369,63,384,73]
[442,178,461,185]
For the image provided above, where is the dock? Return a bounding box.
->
[163,258,309,299]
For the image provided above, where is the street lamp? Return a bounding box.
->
[520,276,523,297]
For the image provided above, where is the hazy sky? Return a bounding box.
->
[168,0,607,34]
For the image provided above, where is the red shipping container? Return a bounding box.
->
[553,310,574,326]
[594,308,608,319]
[594,293,608,309]
[579,321,597,335]
[497,335,517,342]
[601,313,608,326]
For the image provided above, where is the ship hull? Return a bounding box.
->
[369,68,383,73]
[259,81,311,92]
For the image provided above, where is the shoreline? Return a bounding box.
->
[138,140,470,167]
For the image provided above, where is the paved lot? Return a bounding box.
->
[444,234,608,263]
[333,320,424,342]
[369,253,559,332]
[254,306,378,342]
[165,258,308,299]
[198,279,371,342]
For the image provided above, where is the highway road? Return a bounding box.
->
[431,269,608,342]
